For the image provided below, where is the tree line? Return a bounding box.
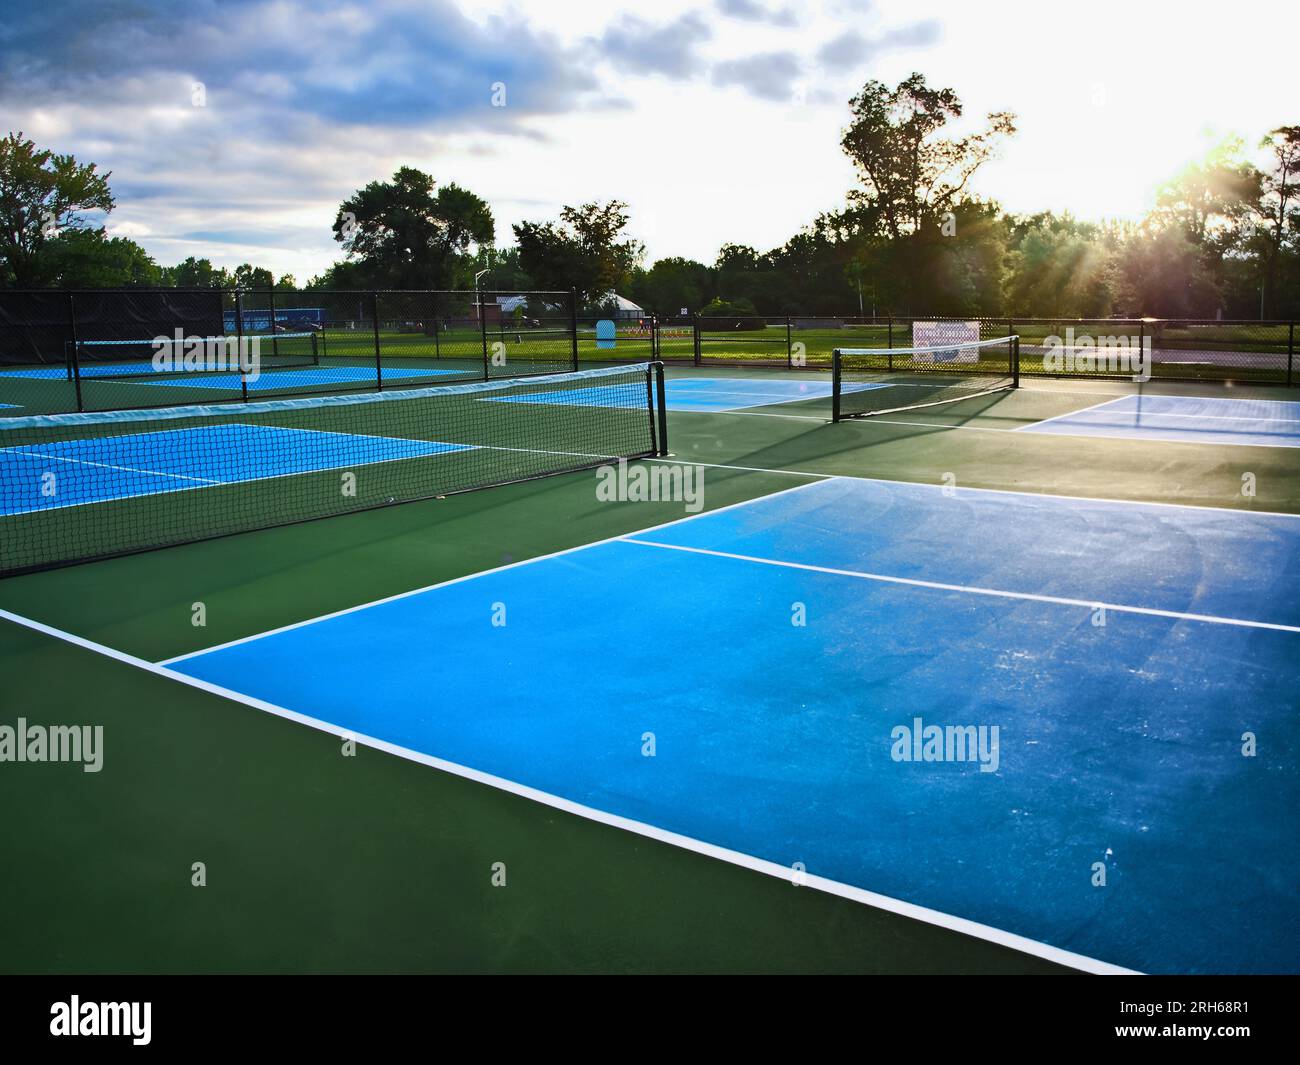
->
[1,74,1296,320]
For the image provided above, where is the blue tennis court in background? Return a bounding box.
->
[0,423,470,515]
[165,476,1300,974]
[1020,394,1300,448]
[489,376,877,413]
[0,363,464,389]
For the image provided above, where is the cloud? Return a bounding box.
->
[594,13,712,79]
[714,0,799,27]
[816,21,941,67]
[0,0,603,129]
[711,52,803,103]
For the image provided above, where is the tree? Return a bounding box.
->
[513,201,643,303]
[163,256,230,288]
[1255,126,1300,317]
[0,132,114,286]
[231,263,274,289]
[40,228,161,287]
[331,167,494,289]
[1005,212,1116,317]
[630,257,711,316]
[1115,225,1220,317]
[840,75,1015,241]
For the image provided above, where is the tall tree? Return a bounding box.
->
[331,167,494,289]
[0,132,114,286]
[1255,126,1300,317]
[840,74,1015,240]
[630,257,711,316]
[513,201,643,304]
[163,256,230,288]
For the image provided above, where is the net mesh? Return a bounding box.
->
[71,331,322,379]
[0,362,665,576]
[833,336,1020,420]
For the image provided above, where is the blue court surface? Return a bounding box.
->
[490,376,865,413]
[0,364,463,389]
[1021,394,1300,448]
[0,423,471,515]
[166,476,1300,974]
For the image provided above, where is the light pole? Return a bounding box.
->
[475,269,488,322]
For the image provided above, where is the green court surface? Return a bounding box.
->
[1,365,1296,973]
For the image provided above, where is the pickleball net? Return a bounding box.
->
[832,336,1020,420]
[0,362,668,576]
[67,331,322,380]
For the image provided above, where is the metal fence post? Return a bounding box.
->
[431,291,441,360]
[887,317,893,349]
[372,291,383,390]
[67,291,84,412]
[786,314,793,369]
[1289,321,1294,387]
[569,288,579,371]
[267,285,278,366]
[693,315,701,366]
[479,290,490,380]
[236,290,248,402]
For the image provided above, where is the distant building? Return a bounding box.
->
[599,292,645,320]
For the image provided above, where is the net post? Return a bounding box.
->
[832,348,841,422]
[67,291,84,412]
[887,317,893,351]
[655,362,669,456]
[1012,335,1020,388]
[479,290,490,380]
[372,291,383,391]
[235,289,248,402]
[692,314,701,366]
[569,288,579,372]
[786,315,792,369]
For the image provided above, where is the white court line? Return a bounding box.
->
[1,446,225,486]
[1068,407,1300,425]
[620,538,1299,634]
[713,409,828,422]
[0,604,1131,975]
[1012,396,1127,432]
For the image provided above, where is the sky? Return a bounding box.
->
[2,0,1296,282]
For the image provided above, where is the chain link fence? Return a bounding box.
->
[2,292,1296,416]
[0,288,581,414]
[636,314,1298,384]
